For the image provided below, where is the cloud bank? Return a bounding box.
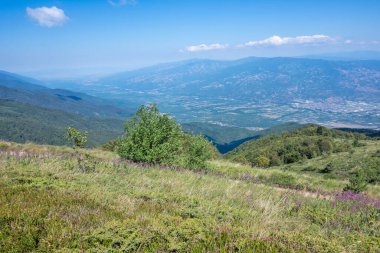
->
[243,35,333,47]
[26,6,68,27]
[186,43,229,52]
[185,35,336,52]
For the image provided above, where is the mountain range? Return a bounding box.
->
[1,55,380,149]
[42,57,379,129]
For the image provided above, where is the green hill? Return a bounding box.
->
[0,99,124,147]
[226,125,380,183]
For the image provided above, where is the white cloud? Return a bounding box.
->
[186,43,229,52]
[108,0,136,7]
[244,35,333,47]
[26,6,68,27]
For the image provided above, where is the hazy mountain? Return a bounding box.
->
[99,57,380,103]
[0,70,131,119]
[301,51,380,61]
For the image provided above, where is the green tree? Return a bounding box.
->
[65,127,87,148]
[117,104,182,164]
[117,104,215,169]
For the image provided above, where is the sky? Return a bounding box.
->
[0,0,380,77]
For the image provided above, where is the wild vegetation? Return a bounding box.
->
[0,99,124,146]
[0,104,379,252]
[226,126,380,188]
[0,140,379,252]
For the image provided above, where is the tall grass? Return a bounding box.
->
[0,141,379,252]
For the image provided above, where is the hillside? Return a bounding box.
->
[0,70,131,118]
[0,141,379,252]
[226,125,380,184]
[0,99,124,147]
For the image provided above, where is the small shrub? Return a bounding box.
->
[177,134,213,169]
[101,139,121,152]
[319,162,333,174]
[344,170,368,193]
[255,155,270,168]
[65,127,87,148]
[268,172,300,189]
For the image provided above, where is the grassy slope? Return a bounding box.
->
[0,141,379,252]
[0,99,124,147]
[273,140,380,181]
[225,126,380,183]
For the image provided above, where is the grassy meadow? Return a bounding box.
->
[0,140,379,252]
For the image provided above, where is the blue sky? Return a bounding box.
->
[0,0,379,76]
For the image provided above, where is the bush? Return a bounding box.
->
[255,155,270,168]
[117,104,213,169]
[117,104,182,164]
[344,170,368,193]
[319,162,333,174]
[65,127,87,148]
[101,139,121,152]
[177,134,213,169]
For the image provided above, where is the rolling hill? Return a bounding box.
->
[0,70,131,118]
[225,125,380,184]
[0,99,124,147]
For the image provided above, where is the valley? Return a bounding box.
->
[44,57,380,130]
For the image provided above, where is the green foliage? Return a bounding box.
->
[117,104,182,164]
[65,127,88,148]
[344,170,368,193]
[226,125,367,167]
[255,155,270,167]
[117,104,213,169]
[0,99,123,147]
[101,138,121,152]
[177,134,213,169]
[0,141,379,252]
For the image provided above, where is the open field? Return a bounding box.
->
[0,141,379,252]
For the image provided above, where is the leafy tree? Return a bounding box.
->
[117,104,181,164]
[65,127,87,148]
[117,104,214,169]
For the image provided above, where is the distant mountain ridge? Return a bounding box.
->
[0,70,131,119]
[99,57,380,103]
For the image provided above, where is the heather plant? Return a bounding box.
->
[330,191,380,232]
